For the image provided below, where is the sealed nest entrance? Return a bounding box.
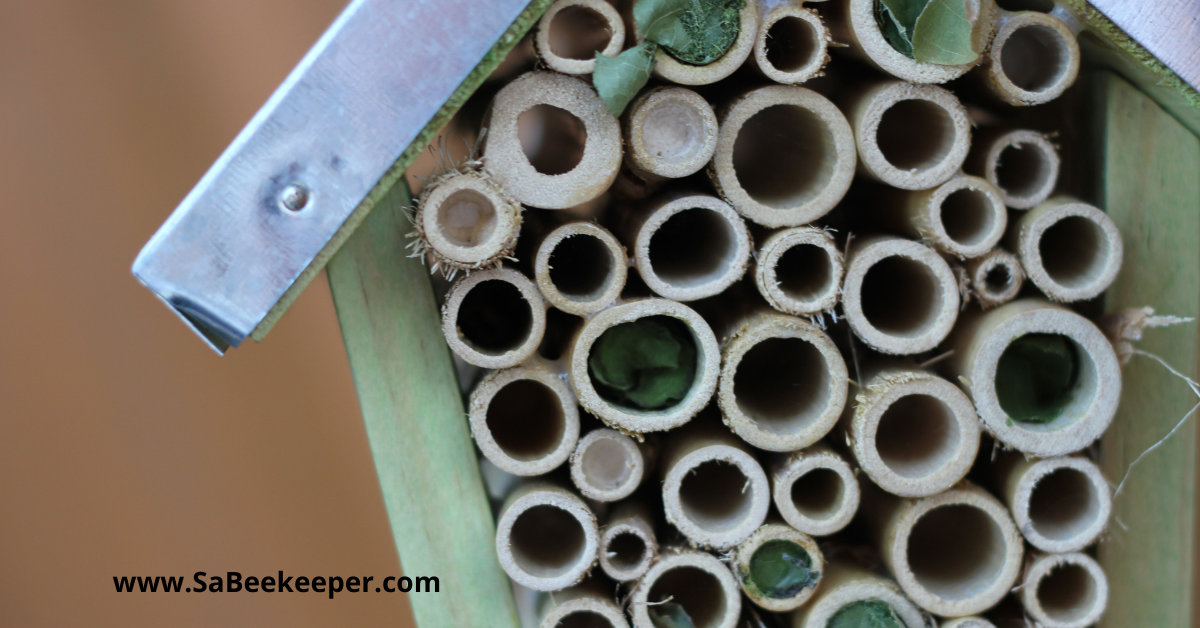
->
[587,316,698,410]
[748,539,816,598]
[995,333,1080,425]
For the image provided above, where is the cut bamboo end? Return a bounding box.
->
[469,361,581,476]
[598,502,658,582]
[1012,197,1123,302]
[967,130,1059,210]
[442,268,547,369]
[733,522,825,612]
[632,194,752,301]
[534,0,625,75]
[539,582,631,628]
[649,1,758,86]
[1019,552,1108,628]
[790,560,927,628]
[850,81,972,190]
[843,236,961,355]
[964,248,1024,309]
[755,227,844,316]
[569,428,645,501]
[751,4,831,85]
[983,12,1080,106]
[496,482,600,591]
[625,87,718,180]
[416,170,523,271]
[994,453,1111,553]
[850,369,981,498]
[772,444,860,536]
[904,175,1008,259]
[568,298,721,434]
[630,547,742,628]
[941,618,998,628]
[946,299,1121,457]
[483,71,622,209]
[717,312,848,452]
[535,222,628,316]
[711,85,855,228]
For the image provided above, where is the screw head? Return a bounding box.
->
[280,184,310,212]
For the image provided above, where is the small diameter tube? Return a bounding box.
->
[496,482,600,591]
[790,559,927,628]
[442,268,547,369]
[981,12,1080,106]
[848,368,981,498]
[534,222,628,316]
[1009,197,1123,303]
[896,175,1008,259]
[964,248,1024,309]
[965,129,1060,210]
[598,501,658,582]
[414,170,523,272]
[638,1,758,86]
[469,360,580,476]
[710,85,855,228]
[750,2,831,85]
[717,311,848,452]
[538,580,631,628]
[755,227,844,316]
[842,236,960,355]
[847,81,972,190]
[771,444,860,536]
[624,87,718,180]
[941,618,998,628]
[534,0,625,75]
[569,428,647,501]
[862,480,1024,617]
[945,298,1121,457]
[991,452,1111,553]
[732,522,825,612]
[630,547,742,628]
[1019,552,1108,628]
[483,71,622,209]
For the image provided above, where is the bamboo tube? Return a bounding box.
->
[538,581,631,628]
[660,415,771,549]
[941,618,997,628]
[945,298,1121,457]
[624,87,718,180]
[1009,197,1123,303]
[965,129,1060,210]
[638,1,759,86]
[629,547,742,628]
[754,227,844,317]
[534,222,628,316]
[862,480,1024,617]
[848,367,981,498]
[790,559,927,628]
[1018,552,1108,628]
[842,236,960,355]
[771,444,860,536]
[534,0,625,75]
[710,85,856,228]
[598,501,658,582]
[483,71,622,209]
[991,452,1111,553]
[732,522,825,612]
[567,298,721,434]
[981,12,1080,106]
[442,268,547,369]
[750,2,831,85]
[964,248,1024,309]
[847,81,972,190]
[469,360,581,476]
[895,175,1008,259]
[717,311,848,452]
[569,428,647,501]
[414,170,523,272]
[496,481,600,591]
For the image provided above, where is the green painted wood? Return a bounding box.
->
[327,181,519,628]
[1095,73,1200,628]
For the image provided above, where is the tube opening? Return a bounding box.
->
[642,100,709,164]
[557,611,612,628]
[1037,563,1100,624]
[733,104,836,208]
[790,468,844,521]
[985,264,1013,293]
[1038,215,1109,289]
[1029,468,1102,542]
[587,315,698,411]
[775,243,834,302]
[876,394,962,479]
[860,255,944,337]
[549,234,615,301]
[941,188,996,247]
[877,100,957,172]
[487,380,566,462]
[607,532,649,572]
[458,280,534,355]
[511,504,587,578]
[828,600,908,628]
[749,539,815,598]
[995,333,1088,426]
[680,460,753,532]
[438,189,498,247]
[1001,25,1070,93]
[519,104,588,176]
[733,338,831,433]
[649,208,736,287]
[647,566,728,628]
[765,16,820,73]
[549,5,613,61]
[996,142,1053,199]
[580,435,634,491]
[906,505,1007,601]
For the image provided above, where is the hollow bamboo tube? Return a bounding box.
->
[442,267,547,369]
[660,415,771,549]
[483,71,622,209]
[750,1,831,85]
[732,522,825,612]
[495,481,600,591]
[842,236,961,355]
[598,501,658,582]
[981,11,1080,107]
[847,367,982,498]
[991,452,1111,553]
[964,248,1024,309]
[945,298,1121,457]
[754,227,844,317]
[624,87,718,180]
[1008,196,1123,303]
[771,444,860,536]
[636,0,759,86]
[790,559,927,628]
[894,175,1008,259]
[846,81,972,190]
[534,0,625,76]
[629,546,743,628]
[569,428,647,501]
[567,298,721,434]
[414,170,523,272]
[1018,552,1108,628]
[861,480,1024,617]
[538,580,631,628]
[469,360,581,476]
[534,222,628,316]
[710,85,856,228]
[717,311,848,452]
[941,618,997,628]
[965,129,1060,210]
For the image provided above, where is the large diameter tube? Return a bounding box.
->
[495,482,600,591]
[790,559,927,628]
[630,547,742,628]
[771,444,861,536]
[469,360,580,476]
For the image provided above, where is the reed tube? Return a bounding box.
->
[966,129,1059,210]
[755,227,844,316]
[483,71,622,209]
[941,618,997,628]
[495,482,600,591]
[534,222,628,316]
[641,1,759,86]
[469,361,580,476]
[624,87,718,180]
[442,268,547,369]
[732,522,825,612]
[1009,197,1123,303]
[414,170,523,272]
[771,444,860,536]
[710,85,855,228]
[569,428,647,501]
[717,311,848,452]
[534,0,625,75]
[630,547,742,628]
[896,175,1008,259]
[842,236,961,355]
[598,501,658,582]
[992,453,1111,553]
[945,298,1121,457]
[750,2,831,85]
[964,248,1024,308]
[790,559,927,628]
[1018,552,1108,628]
[538,581,631,628]
[981,12,1080,106]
